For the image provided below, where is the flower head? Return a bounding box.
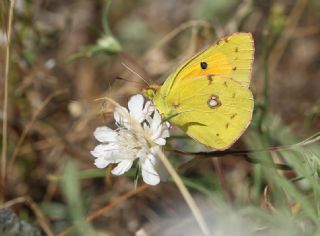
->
[91,94,170,185]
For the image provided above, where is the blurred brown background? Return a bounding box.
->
[0,0,320,235]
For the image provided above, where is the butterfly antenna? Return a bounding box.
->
[116,76,145,85]
[121,62,150,86]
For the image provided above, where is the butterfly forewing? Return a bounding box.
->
[160,33,254,97]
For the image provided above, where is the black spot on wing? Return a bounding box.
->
[200,61,208,70]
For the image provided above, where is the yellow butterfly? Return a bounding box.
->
[145,33,254,150]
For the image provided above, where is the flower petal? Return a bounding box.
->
[128,94,144,122]
[90,144,119,159]
[93,126,118,143]
[141,154,160,185]
[151,109,162,129]
[154,138,166,146]
[112,160,133,175]
[114,106,129,127]
[154,157,169,182]
[143,101,155,118]
[162,128,170,138]
[94,157,111,169]
[148,112,170,143]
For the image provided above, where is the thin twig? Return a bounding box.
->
[174,131,320,157]
[298,132,320,146]
[8,90,67,173]
[269,0,308,74]
[175,131,320,171]
[154,143,210,236]
[1,0,15,192]
[57,184,148,236]
[86,185,148,222]
[144,20,211,59]
[212,159,232,203]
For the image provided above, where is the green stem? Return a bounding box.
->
[102,0,112,35]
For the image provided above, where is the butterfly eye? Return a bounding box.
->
[200,61,208,70]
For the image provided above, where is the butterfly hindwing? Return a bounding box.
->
[165,75,254,150]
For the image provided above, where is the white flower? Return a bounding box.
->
[91,94,170,185]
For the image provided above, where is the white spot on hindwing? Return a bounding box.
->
[209,98,218,107]
[207,94,221,108]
